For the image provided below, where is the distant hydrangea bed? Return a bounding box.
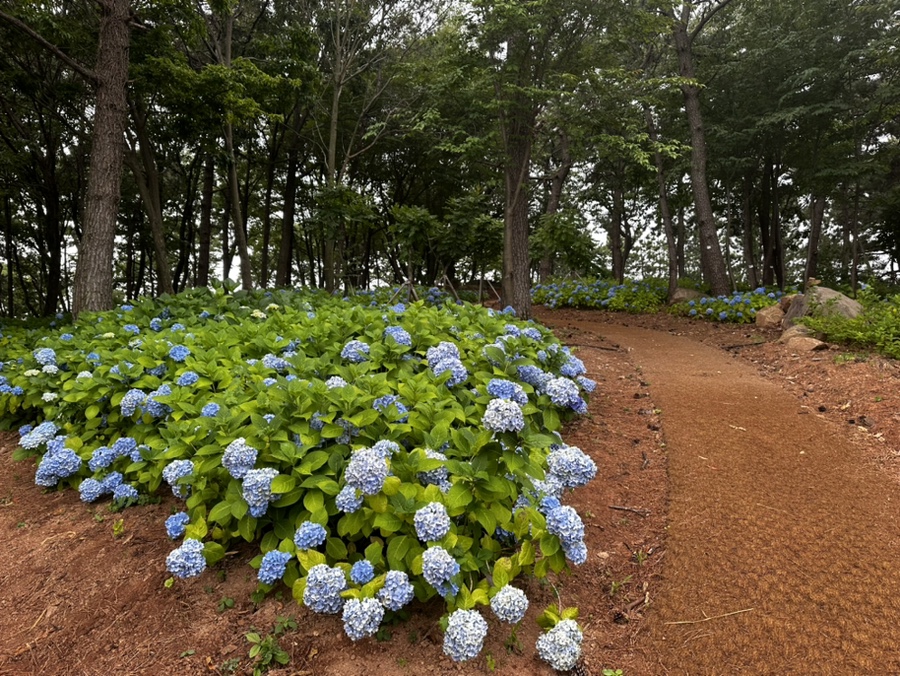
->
[0,287,598,668]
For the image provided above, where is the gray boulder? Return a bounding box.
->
[669,288,706,305]
[782,286,863,329]
[755,305,785,329]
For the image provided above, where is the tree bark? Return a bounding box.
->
[741,173,759,288]
[804,194,826,285]
[539,132,572,281]
[196,155,214,287]
[4,194,13,316]
[645,106,679,299]
[276,145,298,287]
[72,0,131,315]
[671,5,729,295]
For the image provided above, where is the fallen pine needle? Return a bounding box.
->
[665,608,754,625]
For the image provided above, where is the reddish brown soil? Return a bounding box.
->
[1,308,898,675]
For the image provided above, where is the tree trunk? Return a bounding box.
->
[671,8,729,295]
[276,145,298,287]
[804,194,826,285]
[259,150,276,288]
[72,0,130,315]
[4,194,13,316]
[645,106,679,299]
[196,155,214,287]
[539,132,572,282]
[609,183,626,283]
[741,173,759,288]
[759,162,773,286]
[770,161,785,289]
[676,206,686,278]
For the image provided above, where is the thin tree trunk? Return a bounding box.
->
[771,161,784,289]
[4,194,13,316]
[676,206,686,278]
[645,106,678,299]
[671,6,729,295]
[72,0,131,315]
[276,146,298,287]
[741,173,759,288]
[539,132,572,282]
[759,162,774,286]
[259,151,276,288]
[804,194,826,284]
[609,183,626,283]
[196,155,214,287]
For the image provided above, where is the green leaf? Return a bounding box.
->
[270,474,296,494]
[445,484,473,511]
[386,535,412,570]
[348,408,380,428]
[374,511,403,533]
[299,475,341,495]
[303,490,325,513]
[326,537,348,560]
[365,541,384,567]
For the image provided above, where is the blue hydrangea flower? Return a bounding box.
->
[20,421,58,449]
[171,322,185,331]
[383,326,412,346]
[536,619,583,671]
[689,308,698,316]
[371,440,400,460]
[417,449,450,491]
[325,376,348,389]
[262,353,289,372]
[340,340,370,363]
[414,502,451,542]
[201,402,220,417]
[162,459,194,499]
[504,324,521,337]
[719,311,728,321]
[517,365,552,391]
[293,521,327,550]
[342,597,384,641]
[241,467,280,517]
[60,333,74,341]
[33,348,57,366]
[222,438,258,479]
[563,540,588,565]
[487,379,528,405]
[442,609,488,662]
[545,377,582,410]
[165,538,207,579]
[303,564,347,614]
[177,371,199,387]
[113,483,139,503]
[101,471,124,493]
[79,478,104,503]
[120,389,147,417]
[431,357,467,387]
[350,560,375,585]
[560,355,586,378]
[335,485,364,513]
[165,512,190,539]
[576,376,596,393]
[373,395,409,421]
[547,445,597,489]
[18,424,33,437]
[34,448,82,487]
[522,327,542,340]
[378,570,414,610]
[546,505,585,547]
[123,324,140,335]
[490,585,529,623]
[88,446,117,472]
[482,398,525,433]
[258,550,293,584]
[168,345,191,362]
[426,342,460,367]
[145,384,173,418]
[422,546,459,596]
[345,448,389,495]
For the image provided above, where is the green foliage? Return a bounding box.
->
[531,278,668,313]
[668,289,785,324]
[802,289,900,359]
[0,287,595,638]
[246,616,296,675]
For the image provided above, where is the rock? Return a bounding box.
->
[782,286,863,329]
[755,305,785,329]
[778,325,814,343]
[669,288,705,305]
[785,336,829,352]
[779,294,798,313]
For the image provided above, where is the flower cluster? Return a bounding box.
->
[442,609,488,662]
[487,379,528,405]
[168,345,191,362]
[258,550,293,584]
[427,342,468,387]
[422,546,459,596]
[414,502,451,542]
[303,564,347,614]
[377,570,415,611]
[177,371,199,387]
[345,448,389,495]
[261,353,289,372]
[165,512,190,539]
[165,538,207,579]
[120,389,147,417]
[342,598,384,641]
[373,394,409,421]
[546,505,587,564]
[482,398,525,433]
[350,559,375,585]
[417,449,450,491]
[383,326,412,346]
[536,620,583,671]
[201,402,220,417]
[241,467,280,517]
[325,376,348,389]
[35,447,82,487]
[20,421,58,450]
[490,585,529,624]
[545,377,587,414]
[162,459,194,499]
[222,438,258,479]
[293,521,327,550]
[340,339,370,363]
[547,445,597,489]
[517,365,552,391]
[33,348,56,366]
[335,485,364,513]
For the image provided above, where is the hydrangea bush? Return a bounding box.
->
[0,287,597,668]
[532,278,668,313]
[668,287,786,323]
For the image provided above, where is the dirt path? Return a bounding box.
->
[563,318,900,674]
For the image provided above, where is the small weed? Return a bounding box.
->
[219,658,240,674]
[93,513,105,523]
[0,495,12,505]
[218,597,235,613]
[396,657,408,667]
[634,549,649,566]
[246,617,296,675]
[179,649,196,658]
[875,396,884,402]
[217,569,227,582]
[272,615,296,635]
[485,652,497,671]
[16,522,26,529]
[407,630,419,644]
[112,518,125,538]
[609,575,633,597]
[504,624,523,655]
[834,352,866,365]
[376,627,393,642]
[603,670,625,676]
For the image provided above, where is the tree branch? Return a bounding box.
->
[0,10,98,84]
[690,0,740,43]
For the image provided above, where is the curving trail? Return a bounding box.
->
[548,317,900,674]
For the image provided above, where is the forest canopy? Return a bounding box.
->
[0,0,898,318]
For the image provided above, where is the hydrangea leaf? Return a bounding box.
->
[270,475,296,494]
